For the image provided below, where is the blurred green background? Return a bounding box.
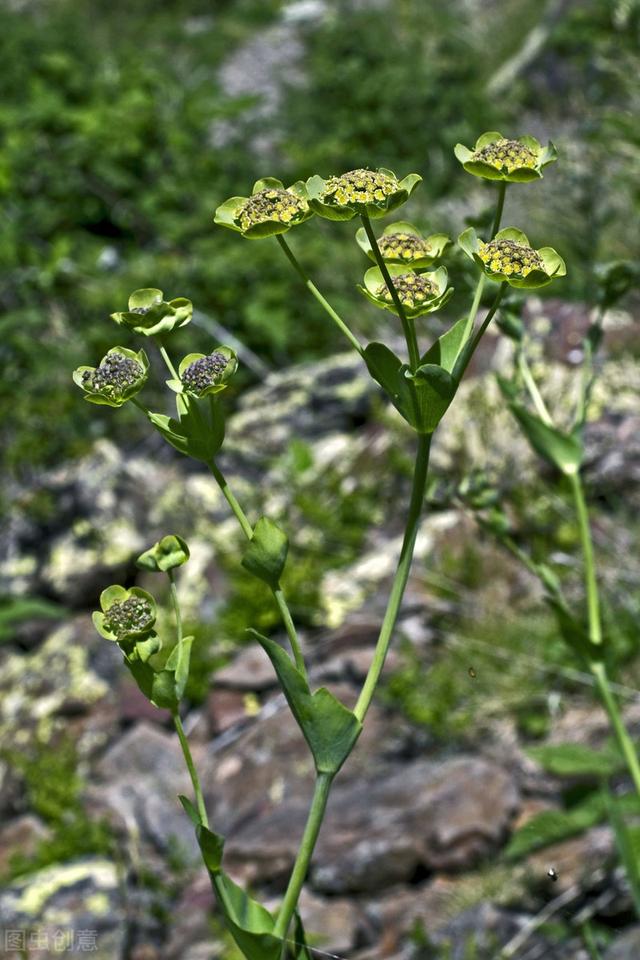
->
[1,0,638,479]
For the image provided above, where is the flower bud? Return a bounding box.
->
[110,288,192,337]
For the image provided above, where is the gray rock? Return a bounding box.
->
[0,858,125,960]
[92,722,198,860]
[605,927,640,960]
[312,758,519,893]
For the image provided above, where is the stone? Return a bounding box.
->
[91,722,198,859]
[214,645,280,692]
[311,758,519,893]
[0,858,125,960]
[605,927,640,959]
[296,889,362,955]
[0,815,51,877]
[207,689,253,735]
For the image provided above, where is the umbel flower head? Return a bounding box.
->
[214,177,313,239]
[455,132,558,182]
[458,226,566,289]
[166,345,238,398]
[93,586,157,643]
[359,264,453,318]
[306,168,422,221]
[73,346,149,407]
[111,288,193,337]
[356,220,450,269]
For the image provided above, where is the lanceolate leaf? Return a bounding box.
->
[249,630,362,774]
[242,517,289,589]
[527,742,623,778]
[506,401,583,475]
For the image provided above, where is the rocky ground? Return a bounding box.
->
[2,298,640,959]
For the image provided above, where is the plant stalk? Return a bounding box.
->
[173,711,209,827]
[274,772,333,942]
[568,471,601,647]
[208,458,307,678]
[355,432,431,721]
[491,182,507,238]
[276,235,363,355]
[360,213,420,371]
[453,282,506,386]
[590,660,640,801]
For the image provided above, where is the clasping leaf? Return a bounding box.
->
[249,630,362,774]
[242,517,289,589]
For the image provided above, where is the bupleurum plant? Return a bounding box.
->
[75,142,573,958]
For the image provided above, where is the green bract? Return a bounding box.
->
[355,220,450,269]
[306,168,422,221]
[137,535,191,573]
[167,346,238,399]
[214,178,313,239]
[111,288,193,336]
[359,264,453,318]
[93,585,157,643]
[458,227,566,289]
[454,132,558,182]
[73,346,149,407]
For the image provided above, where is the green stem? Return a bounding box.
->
[157,339,179,379]
[580,921,603,960]
[276,235,363,356]
[360,213,420,371]
[453,282,506,386]
[208,458,307,678]
[273,772,333,941]
[463,273,486,342]
[491,182,507,239]
[168,569,183,643]
[173,710,209,827]
[568,471,601,647]
[519,347,553,425]
[590,660,640,801]
[355,432,431,722]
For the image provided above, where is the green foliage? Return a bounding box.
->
[1,736,113,881]
[0,596,65,645]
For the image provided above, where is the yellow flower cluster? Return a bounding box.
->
[377,272,436,307]
[478,239,543,277]
[322,168,398,206]
[237,189,307,231]
[378,232,432,261]
[473,138,537,173]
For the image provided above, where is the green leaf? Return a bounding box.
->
[125,659,178,710]
[148,400,225,463]
[506,792,605,860]
[250,630,362,774]
[210,868,282,960]
[292,912,313,960]
[179,795,201,827]
[196,824,225,873]
[420,315,469,373]
[165,636,194,700]
[363,342,415,423]
[242,517,289,589]
[507,402,583,475]
[527,743,623,778]
[410,363,457,433]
